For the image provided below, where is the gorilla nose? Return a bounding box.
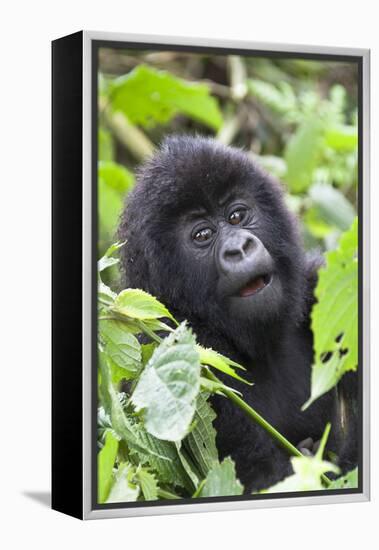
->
[218,231,273,285]
[221,232,257,266]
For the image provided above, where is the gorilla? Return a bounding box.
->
[118,135,357,492]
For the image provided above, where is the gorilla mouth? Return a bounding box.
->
[239,274,272,297]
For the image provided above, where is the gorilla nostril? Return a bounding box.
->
[223,248,243,262]
[242,237,255,255]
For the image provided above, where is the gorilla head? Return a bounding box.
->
[118,135,308,359]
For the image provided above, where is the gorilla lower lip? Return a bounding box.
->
[239,274,271,297]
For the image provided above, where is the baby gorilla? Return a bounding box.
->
[118,135,357,492]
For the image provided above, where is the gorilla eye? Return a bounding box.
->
[228,209,246,225]
[193,228,213,243]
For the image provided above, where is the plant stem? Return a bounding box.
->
[138,321,162,344]
[206,370,331,487]
[157,488,181,500]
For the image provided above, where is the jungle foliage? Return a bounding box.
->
[97,50,359,502]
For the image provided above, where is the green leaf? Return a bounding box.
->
[98,350,152,456]
[98,279,116,303]
[285,115,325,193]
[135,467,159,500]
[184,393,219,477]
[99,320,142,382]
[175,442,201,488]
[309,183,356,232]
[98,241,125,273]
[325,125,358,152]
[129,425,195,492]
[197,457,243,497]
[98,127,114,161]
[263,424,339,493]
[303,218,358,409]
[263,455,338,493]
[112,288,176,323]
[99,161,134,194]
[106,463,139,503]
[131,323,201,441]
[98,431,119,503]
[141,343,157,366]
[304,207,335,239]
[98,177,123,244]
[327,468,358,489]
[109,65,223,130]
[197,346,251,385]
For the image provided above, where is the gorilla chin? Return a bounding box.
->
[225,273,283,322]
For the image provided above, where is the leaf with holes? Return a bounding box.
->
[303,218,358,409]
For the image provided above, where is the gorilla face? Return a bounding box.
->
[179,192,282,323]
[119,136,307,350]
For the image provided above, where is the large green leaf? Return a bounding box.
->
[112,288,176,323]
[284,115,325,193]
[131,323,201,441]
[303,218,358,409]
[197,457,243,497]
[109,65,222,130]
[99,320,142,382]
[98,431,119,503]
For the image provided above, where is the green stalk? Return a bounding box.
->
[206,370,331,487]
[157,488,181,500]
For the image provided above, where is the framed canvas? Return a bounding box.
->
[52,31,370,520]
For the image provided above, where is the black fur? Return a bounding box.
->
[118,135,357,492]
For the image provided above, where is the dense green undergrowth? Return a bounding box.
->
[97,224,358,503]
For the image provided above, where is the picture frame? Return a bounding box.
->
[52,30,370,520]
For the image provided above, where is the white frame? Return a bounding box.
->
[82,31,370,520]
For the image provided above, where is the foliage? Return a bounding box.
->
[97,244,357,502]
[96,52,359,502]
[304,218,358,408]
[107,65,223,130]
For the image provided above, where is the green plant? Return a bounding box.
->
[97,242,357,502]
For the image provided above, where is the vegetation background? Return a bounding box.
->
[98,48,358,264]
[96,47,359,503]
